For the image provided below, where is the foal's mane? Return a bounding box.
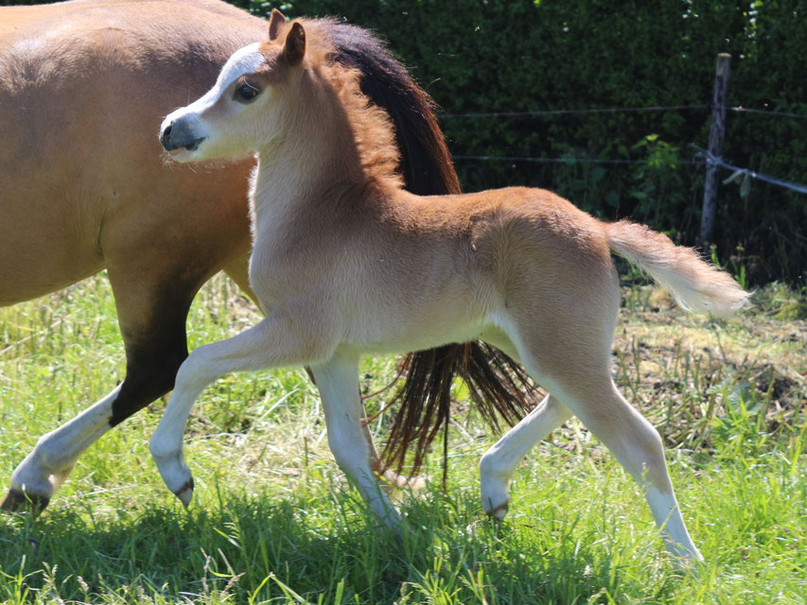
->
[279,19,404,191]
[322,19,462,198]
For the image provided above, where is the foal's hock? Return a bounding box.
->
[155,11,751,565]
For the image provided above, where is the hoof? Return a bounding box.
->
[0,489,50,515]
[486,499,509,521]
[669,547,706,572]
[174,478,194,509]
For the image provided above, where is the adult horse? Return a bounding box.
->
[0,0,529,511]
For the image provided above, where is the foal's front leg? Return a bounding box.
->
[311,351,400,529]
[149,312,332,506]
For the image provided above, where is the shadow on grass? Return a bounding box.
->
[0,486,680,604]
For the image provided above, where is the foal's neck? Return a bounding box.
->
[253,66,401,221]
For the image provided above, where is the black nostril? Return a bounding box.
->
[160,123,173,147]
[160,119,205,153]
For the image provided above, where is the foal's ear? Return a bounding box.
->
[282,21,306,66]
[268,9,285,41]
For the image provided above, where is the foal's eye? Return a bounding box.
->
[234,82,260,103]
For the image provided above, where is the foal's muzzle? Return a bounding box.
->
[159,120,206,153]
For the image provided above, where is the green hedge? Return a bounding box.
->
[5,0,804,283]
[237,0,807,284]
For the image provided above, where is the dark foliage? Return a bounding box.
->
[243,0,807,285]
[8,0,804,280]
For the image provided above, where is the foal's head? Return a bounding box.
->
[161,11,402,189]
[159,10,311,162]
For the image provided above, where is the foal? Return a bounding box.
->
[157,13,750,563]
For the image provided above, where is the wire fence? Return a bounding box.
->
[450,155,690,165]
[440,104,807,120]
[442,102,807,198]
[692,145,807,197]
[441,104,708,119]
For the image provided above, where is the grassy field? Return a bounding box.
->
[0,273,805,604]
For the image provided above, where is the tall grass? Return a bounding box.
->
[1,273,805,604]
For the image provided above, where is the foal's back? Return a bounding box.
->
[304,186,618,355]
[0,0,262,304]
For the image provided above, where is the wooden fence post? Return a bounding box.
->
[699,53,732,245]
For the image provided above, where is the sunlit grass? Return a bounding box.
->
[1,273,805,604]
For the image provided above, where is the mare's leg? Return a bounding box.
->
[311,351,399,528]
[1,271,194,512]
[2,386,124,511]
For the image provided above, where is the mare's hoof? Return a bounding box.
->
[0,489,50,514]
[174,478,194,509]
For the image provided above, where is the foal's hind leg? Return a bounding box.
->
[475,328,571,520]
[554,377,702,562]
[496,265,703,563]
[1,270,194,512]
[480,393,571,519]
[504,320,703,563]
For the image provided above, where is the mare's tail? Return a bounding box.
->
[607,220,752,316]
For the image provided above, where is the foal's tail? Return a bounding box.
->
[606,220,752,316]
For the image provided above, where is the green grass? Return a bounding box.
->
[1,274,805,604]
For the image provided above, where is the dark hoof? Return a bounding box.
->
[174,477,195,509]
[487,500,509,520]
[0,489,50,515]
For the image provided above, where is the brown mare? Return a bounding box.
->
[0,0,529,512]
[157,13,751,565]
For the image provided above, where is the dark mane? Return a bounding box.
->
[325,20,460,198]
[323,19,538,483]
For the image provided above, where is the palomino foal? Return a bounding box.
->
[156,13,750,563]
